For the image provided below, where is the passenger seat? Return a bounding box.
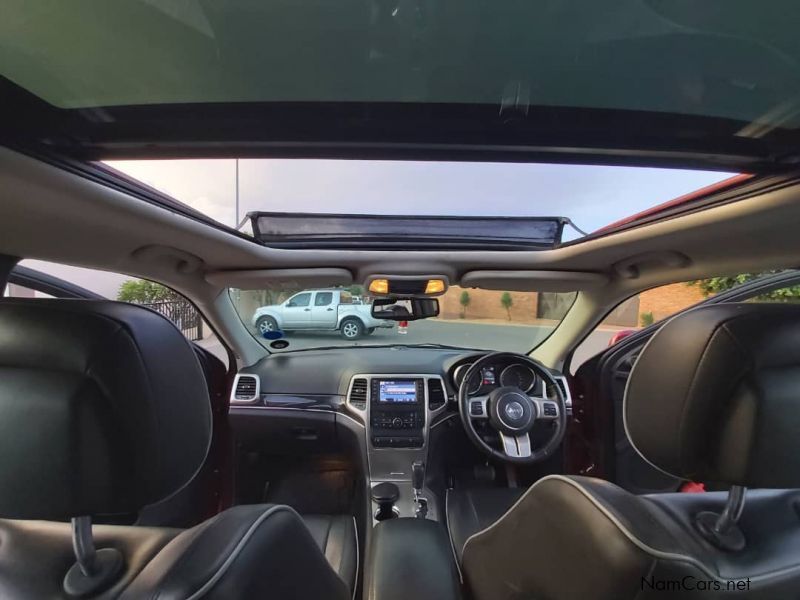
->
[0,299,357,599]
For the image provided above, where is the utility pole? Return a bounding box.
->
[235,158,240,226]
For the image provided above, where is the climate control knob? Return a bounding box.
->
[391,417,403,428]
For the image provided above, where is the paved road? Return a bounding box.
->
[241,319,616,369]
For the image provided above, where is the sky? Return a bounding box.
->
[105,159,735,241]
[16,160,735,298]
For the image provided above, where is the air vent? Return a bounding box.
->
[553,376,573,415]
[231,374,260,404]
[427,378,446,410]
[349,378,368,411]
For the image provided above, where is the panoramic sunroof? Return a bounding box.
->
[3,0,800,131]
[103,159,737,243]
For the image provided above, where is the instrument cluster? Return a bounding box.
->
[452,360,538,395]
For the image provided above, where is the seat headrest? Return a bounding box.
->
[625,303,800,489]
[0,299,211,520]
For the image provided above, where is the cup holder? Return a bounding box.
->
[374,506,400,521]
[372,482,401,521]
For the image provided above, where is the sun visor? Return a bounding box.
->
[205,268,353,290]
[460,270,608,292]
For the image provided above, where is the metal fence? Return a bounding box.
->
[142,300,204,341]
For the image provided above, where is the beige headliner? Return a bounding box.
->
[2,147,798,366]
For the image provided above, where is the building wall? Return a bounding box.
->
[439,286,539,322]
[4,283,36,298]
[440,282,707,326]
[600,283,707,327]
[639,283,706,323]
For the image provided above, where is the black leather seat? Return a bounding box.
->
[445,487,524,564]
[0,299,356,599]
[303,514,359,589]
[448,303,800,599]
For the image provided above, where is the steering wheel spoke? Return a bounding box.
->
[529,396,560,421]
[467,395,489,419]
[500,432,532,458]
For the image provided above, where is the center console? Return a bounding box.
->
[346,373,447,521]
[365,518,462,600]
[347,375,462,600]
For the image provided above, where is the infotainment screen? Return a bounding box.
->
[378,380,418,403]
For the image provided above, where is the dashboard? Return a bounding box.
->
[228,346,572,519]
[231,346,571,415]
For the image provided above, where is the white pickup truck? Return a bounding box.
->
[252,289,394,339]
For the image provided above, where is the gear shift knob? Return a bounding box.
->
[411,462,428,519]
[412,461,425,492]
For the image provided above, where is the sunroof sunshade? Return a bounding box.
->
[248,212,567,250]
[3,0,800,130]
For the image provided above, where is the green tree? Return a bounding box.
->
[117,279,179,304]
[640,311,654,327]
[347,284,364,296]
[459,290,471,318]
[500,292,513,321]
[688,271,800,302]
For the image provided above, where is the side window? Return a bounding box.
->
[314,291,333,306]
[13,259,227,367]
[287,292,311,307]
[571,281,706,373]
[684,272,800,306]
[570,272,800,373]
[4,283,55,299]
[742,284,800,304]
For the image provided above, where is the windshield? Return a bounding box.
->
[230,286,576,353]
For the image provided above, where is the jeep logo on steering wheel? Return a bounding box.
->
[504,401,525,421]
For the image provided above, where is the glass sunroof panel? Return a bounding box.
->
[103,159,737,242]
[3,0,800,130]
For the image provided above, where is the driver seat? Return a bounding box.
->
[447,303,800,599]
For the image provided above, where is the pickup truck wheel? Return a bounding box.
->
[340,318,364,339]
[256,316,279,335]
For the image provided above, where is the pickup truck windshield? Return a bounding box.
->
[229,285,577,353]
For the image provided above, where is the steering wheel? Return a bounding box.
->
[458,352,568,464]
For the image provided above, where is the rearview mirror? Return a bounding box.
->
[371,297,440,321]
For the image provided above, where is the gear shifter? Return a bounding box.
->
[412,461,428,519]
[412,461,425,491]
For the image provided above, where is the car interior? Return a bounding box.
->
[4,2,800,599]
